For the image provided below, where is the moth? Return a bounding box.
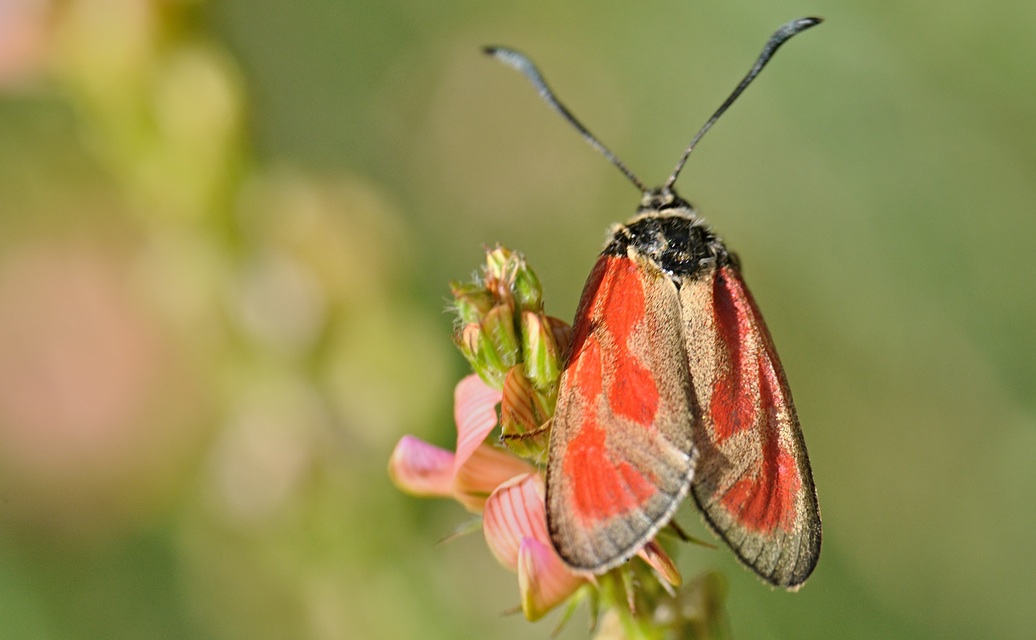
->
[486,17,823,588]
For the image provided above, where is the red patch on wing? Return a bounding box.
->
[600,260,658,424]
[711,268,801,533]
[573,327,604,401]
[564,417,657,524]
[719,358,801,532]
[601,259,644,346]
[710,270,757,441]
[721,448,799,532]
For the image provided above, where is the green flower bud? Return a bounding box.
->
[512,259,543,312]
[451,281,496,324]
[521,311,561,391]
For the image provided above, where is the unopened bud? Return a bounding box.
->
[451,281,496,324]
[521,311,562,391]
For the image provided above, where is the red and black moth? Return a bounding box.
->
[485,17,822,588]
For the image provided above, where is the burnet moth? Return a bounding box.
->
[485,17,823,588]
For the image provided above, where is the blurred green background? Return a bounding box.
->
[1,1,1034,638]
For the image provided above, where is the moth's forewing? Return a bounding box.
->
[546,252,698,574]
[681,264,821,588]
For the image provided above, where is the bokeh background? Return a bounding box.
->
[1,1,1034,638]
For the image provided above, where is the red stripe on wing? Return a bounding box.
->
[719,358,802,532]
[710,268,802,534]
[709,270,756,442]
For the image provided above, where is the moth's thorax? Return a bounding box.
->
[603,188,735,281]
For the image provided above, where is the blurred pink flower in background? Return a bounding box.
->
[0,242,204,533]
[0,0,51,88]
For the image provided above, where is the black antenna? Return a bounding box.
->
[484,46,648,193]
[485,17,822,195]
[664,17,822,191]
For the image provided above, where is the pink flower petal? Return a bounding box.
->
[453,374,501,474]
[388,435,456,498]
[453,443,536,513]
[638,540,682,588]
[482,473,550,570]
[518,537,585,621]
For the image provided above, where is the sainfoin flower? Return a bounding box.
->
[389,374,535,513]
[390,248,691,625]
[391,373,586,619]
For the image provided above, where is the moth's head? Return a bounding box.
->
[638,188,694,215]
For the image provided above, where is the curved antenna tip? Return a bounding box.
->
[795,16,824,28]
[664,16,823,190]
[483,44,648,193]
